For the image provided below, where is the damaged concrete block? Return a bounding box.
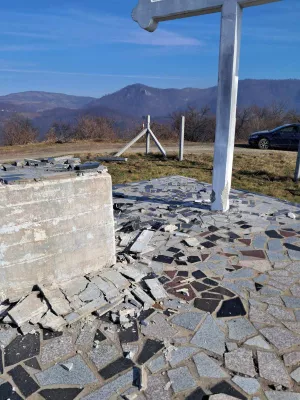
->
[79,283,102,303]
[130,230,154,253]
[100,270,130,289]
[60,277,89,299]
[90,277,119,300]
[132,287,155,307]
[39,285,72,316]
[145,279,168,300]
[118,266,146,283]
[9,292,48,327]
[39,311,65,331]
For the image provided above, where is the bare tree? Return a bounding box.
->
[74,116,116,141]
[2,114,38,146]
[50,121,75,143]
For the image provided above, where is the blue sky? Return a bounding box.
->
[0,0,298,97]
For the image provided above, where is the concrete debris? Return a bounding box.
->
[130,230,154,253]
[287,212,296,219]
[39,311,65,332]
[184,238,200,247]
[39,285,72,316]
[164,225,178,232]
[132,287,155,307]
[145,279,168,300]
[119,266,146,282]
[8,292,48,327]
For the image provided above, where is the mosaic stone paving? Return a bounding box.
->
[2,176,300,399]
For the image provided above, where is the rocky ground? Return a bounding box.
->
[1,176,300,399]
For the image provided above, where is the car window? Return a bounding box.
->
[279,126,297,134]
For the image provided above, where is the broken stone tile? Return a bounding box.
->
[184,237,200,247]
[291,366,300,383]
[258,351,292,388]
[147,355,167,373]
[0,382,23,400]
[76,322,98,349]
[144,374,172,400]
[265,392,300,400]
[232,376,260,395]
[191,314,225,356]
[36,355,97,386]
[225,348,256,377]
[99,357,134,380]
[79,283,101,302]
[119,266,146,282]
[101,269,130,289]
[8,365,40,397]
[42,329,63,340]
[217,297,246,318]
[191,281,211,292]
[168,346,198,367]
[8,292,48,327]
[137,339,164,365]
[194,298,220,313]
[141,313,177,341]
[88,342,119,369]
[89,276,119,300]
[40,335,74,367]
[145,278,168,300]
[119,320,139,344]
[260,326,300,351]
[167,284,196,301]
[39,388,83,400]
[24,357,41,371]
[210,381,247,400]
[60,276,88,298]
[284,351,300,367]
[4,332,40,367]
[39,285,72,316]
[39,311,65,331]
[0,328,17,347]
[171,311,205,331]
[244,335,271,350]
[227,318,257,341]
[132,286,155,307]
[193,352,228,378]
[209,286,235,297]
[82,370,134,400]
[167,366,196,394]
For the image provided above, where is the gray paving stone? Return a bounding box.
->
[284,351,300,367]
[227,318,257,341]
[244,335,271,350]
[82,370,134,400]
[88,342,119,369]
[167,366,196,394]
[191,314,225,356]
[257,351,292,388]
[0,328,17,347]
[40,335,75,367]
[260,326,300,351]
[36,355,97,386]
[282,296,300,308]
[265,392,300,400]
[225,348,256,377]
[232,376,260,395]
[76,322,98,349]
[291,367,300,383]
[169,346,198,367]
[267,305,295,321]
[144,374,172,400]
[147,355,167,373]
[193,352,228,379]
[141,313,177,340]
[171,311,205,331]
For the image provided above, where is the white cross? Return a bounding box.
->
[132,0,281,211]
[133,0,279,32]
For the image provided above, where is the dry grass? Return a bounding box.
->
[81,152,300,203]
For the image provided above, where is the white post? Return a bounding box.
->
[179,116,185,161]
[148,129,167,157]
[294,139,300,182]
[211,0,242,212]
[146,115,151,154]
[115,129,148,157]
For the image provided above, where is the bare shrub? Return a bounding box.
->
[74,116,116,141]
[2,114,38,146]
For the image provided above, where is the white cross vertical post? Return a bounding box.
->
[132,0,280,212]
[211,0,241,211]
[146,115,151,154]
[179,115,185,161]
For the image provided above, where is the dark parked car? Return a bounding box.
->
[248,123,300,150]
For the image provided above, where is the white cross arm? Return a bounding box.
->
[132,0,280,32]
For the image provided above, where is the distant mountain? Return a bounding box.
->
[0,91,95,113]
[86,79,300,117]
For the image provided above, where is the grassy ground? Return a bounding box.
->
[80,152,300,203]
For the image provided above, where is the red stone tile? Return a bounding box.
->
[240,250,266,259]
[280,230,297,238]
[164,270,177,279]
[202,254,210,261]
[238,239,251,246]
[167,284,196,301]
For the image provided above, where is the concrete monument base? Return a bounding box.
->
[0,170,116,300]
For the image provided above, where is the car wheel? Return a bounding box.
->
[258,138,270,150]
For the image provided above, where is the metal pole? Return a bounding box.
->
[179,115,185,161]
[294,139,300,182]
[211,0,242,212]
[146,115,151,154]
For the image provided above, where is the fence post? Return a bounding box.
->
[146,115,151,154]
[294,139,300,182]
[179,115,185,161]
